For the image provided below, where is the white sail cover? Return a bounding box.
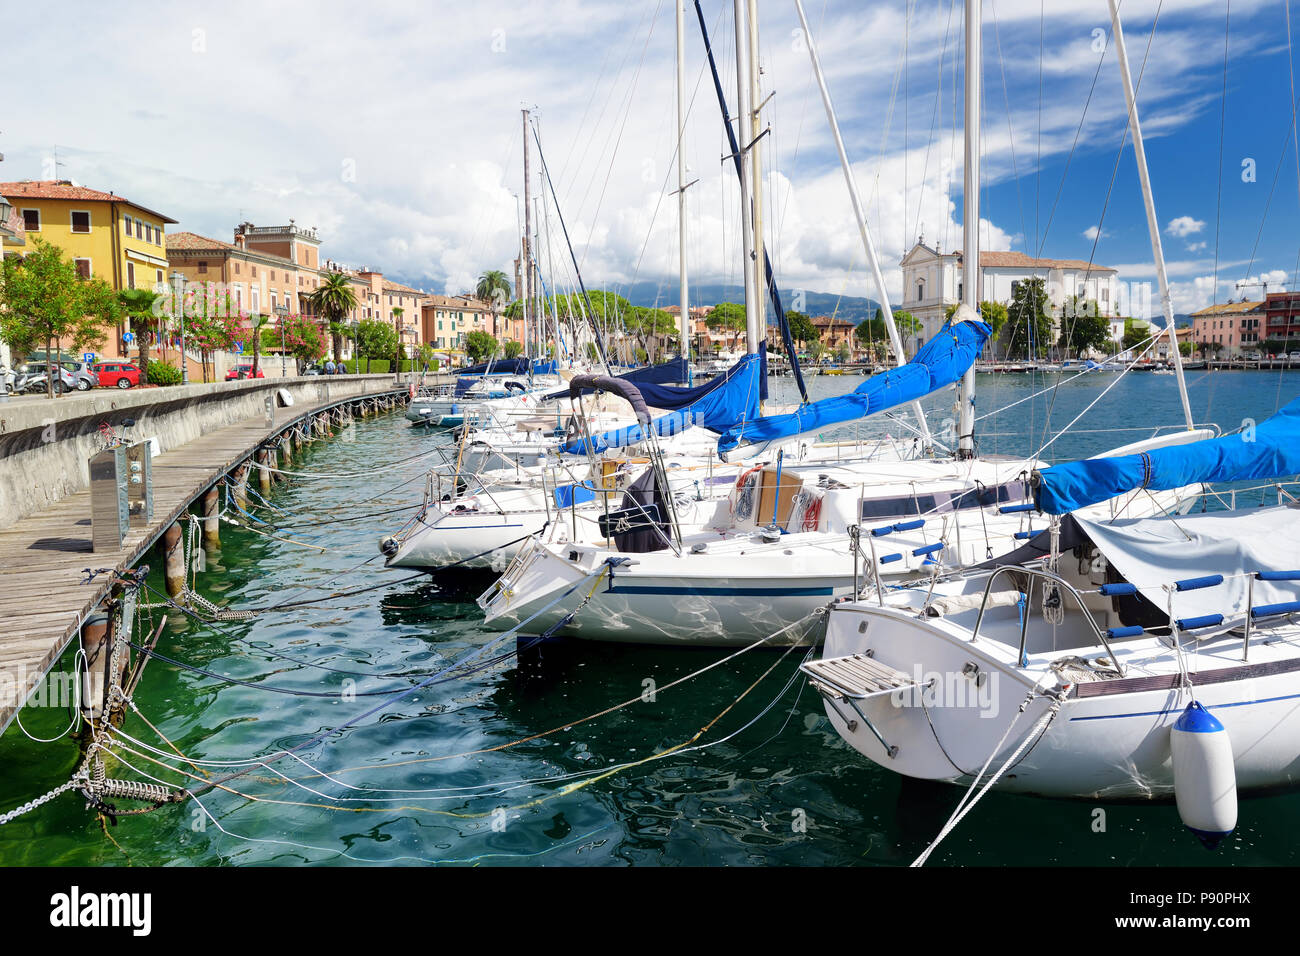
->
[1075,506,1300,625]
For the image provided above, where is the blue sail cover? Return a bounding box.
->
[715,319,991,454]
[559,353,764,455]
[544,358,691,401]
[1035,395,1300,514]
[457,358,532,377]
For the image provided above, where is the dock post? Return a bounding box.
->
[163,523,185,600]
[269,445,281,484]
[203,487,220,551]
[80,612,110,723]
[258,448,272,494]
[233,462,251,511]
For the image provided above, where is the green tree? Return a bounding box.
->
[355,319,399,373]
[808,339,828,363]
[308,272,358,364]
[1179,341,1193,357]
[978,300,1009,341]
[0,238,118,398]
[280,312,327,370]
[706,301,746,351]
[1057,298,1110,357]
[391,306,406,371]
[835,341,851,364]
[785,310,817,346]
[855,312,888,361]
[1004,278,1055,359]
[182,291,242,383]
[502,339,524,359]
[118,287,162,385]
[465,329,497,363]
[1122,319,1152,353]
[414,342,436,372]
[625,306,678,361]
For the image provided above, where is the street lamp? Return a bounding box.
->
[274,305,289,376]
[170,271,188,384]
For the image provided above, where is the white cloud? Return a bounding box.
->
[1082,226,1108,242]
[1166,216,1206,238]
[1186,241,1207,252]
[0,0,1281,306]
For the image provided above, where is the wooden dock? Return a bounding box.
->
[0,385,409,733]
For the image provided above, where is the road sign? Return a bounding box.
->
[83,352,95,364]
[122,331,135,344]
[234,342,244,353]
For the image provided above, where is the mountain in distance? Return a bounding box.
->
[384,274,885,324]
[617,280,882,323]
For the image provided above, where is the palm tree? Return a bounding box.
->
[308,272,359,364]
[476,270,511,340]
[118,288,162,385]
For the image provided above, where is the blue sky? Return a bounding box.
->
[1,0,1294,316]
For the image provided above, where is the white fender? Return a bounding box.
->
[1170,700,1237,849]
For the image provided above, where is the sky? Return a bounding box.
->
[3,0,1298,318]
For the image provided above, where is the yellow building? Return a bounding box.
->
[0,180,176,293]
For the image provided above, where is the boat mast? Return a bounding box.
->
[1107,0,1194,430]
[733,0,761,355]
[957,0,980,460]
[522,107,534,360]
[793,0,932,448]
[747,0,766,344]
[676,0,692,377]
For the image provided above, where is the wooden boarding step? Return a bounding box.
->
[800,654,925,701]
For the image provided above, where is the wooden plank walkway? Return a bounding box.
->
[0,386,407,733]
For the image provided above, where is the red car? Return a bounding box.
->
[93,362,142,389]
[225,365,266,381]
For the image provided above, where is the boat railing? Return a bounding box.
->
[968,565,1126,676]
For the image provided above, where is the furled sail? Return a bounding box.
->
[559,352,764,455]
[1033,396,1300,514]
[714,318,991,455]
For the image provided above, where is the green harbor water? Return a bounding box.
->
[2,367,1298,866]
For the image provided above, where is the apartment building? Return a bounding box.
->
[0,179,176,293]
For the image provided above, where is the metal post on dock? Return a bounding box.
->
[202,486,220,551]
[163,523,185,600]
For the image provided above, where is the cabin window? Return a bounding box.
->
[22,209,40,231]
[70,211,91,233]
[74,258,92,278]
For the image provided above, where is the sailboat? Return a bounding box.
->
[473,0,1208,647]
[806,397,1300,823]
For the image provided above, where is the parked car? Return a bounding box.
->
[1244,350,1264,362]
[302,363,323,376]
[93,362,142,389]
[18,362,80,394]
[62,361,98,391]
[1289,351,1300,363]
[225,364,266,381]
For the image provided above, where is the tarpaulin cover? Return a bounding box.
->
[1034,395,1300,514]
[559,353,764,455]
[553,481,598,509]
[1073,506,1300,626]
[457,358,531,377]
[547,358,691,401]
[715,319,991,454]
